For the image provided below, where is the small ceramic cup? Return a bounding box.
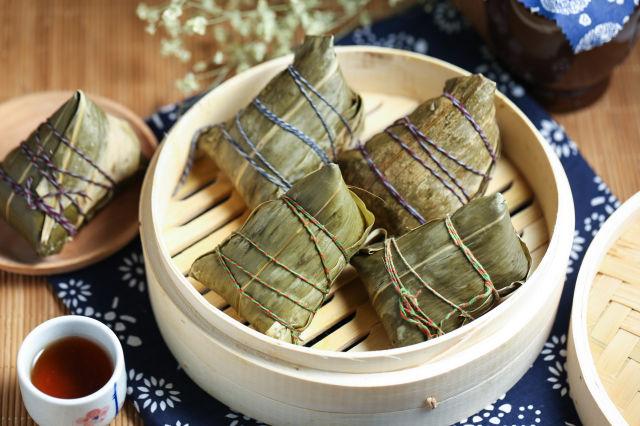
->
[17,315,127,426]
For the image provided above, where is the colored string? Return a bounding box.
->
[359,90,495,225]
[357,142,427,225]
[217,250,302,340]
[385,128,466,206]
[382,215,499,339]
[281,195,348,262]
[0,121,115,236]
[45,120,115,187]
[20,135,87,217]
[444,215,499,302]
[286,65,337,159]
[382,237,443,339]
[443,92,496,161]
[218,121,292,191]
[233,113,292,189]
[216,194,347,341]
[233,232,329,296]
[177,64,354,195]
[251,98,331,165]
[174,124,214,195]
[397,116,489,178]
[0,171,78,235]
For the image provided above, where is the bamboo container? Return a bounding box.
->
[567,192,640,426]
[139,47,574,425]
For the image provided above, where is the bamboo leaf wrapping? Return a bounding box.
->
[338,74,499,235]
[0,91,142,256]
[197,35,364,210]
[190,164,374,344]
[351,194,531,348]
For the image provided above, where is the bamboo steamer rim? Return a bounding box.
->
[141,46,574,375]
[569,192,640,424]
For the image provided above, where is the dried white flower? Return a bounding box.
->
[185,16,207,35]
[213,51,224,65]
[176,72,200,93]
[138,0,406,93]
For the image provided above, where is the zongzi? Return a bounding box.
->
[338,74,499,235]
[190,164,374,344]
[0,91,143,256]
[351,193,530,348]
[192,35,364,210]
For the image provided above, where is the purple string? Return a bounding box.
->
[287,67,337,159]
[357,143,427,225]
[394,117,488,177]
[357,91,496,223]
[0,121,115,237]
[385,129,466,205]
[395,118,471,202]
[45,120,116,187]
[442,92,496,161]
[174,125,215,196]
[233,114,292,190]
[286,65,356,147]
[20,134,87,216]
[0,170,78,235]
[218,123,292,191]
[251,98,331,165]
[177,64,355,195]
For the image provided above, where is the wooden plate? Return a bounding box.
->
[0,92,157,275]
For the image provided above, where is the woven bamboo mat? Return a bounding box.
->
[588,218,640,425]
[0,272,142,426]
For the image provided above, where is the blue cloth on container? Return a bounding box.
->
[517,0,638,53]
[48,1,622,424]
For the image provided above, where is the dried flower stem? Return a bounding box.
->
[137,0,401,93]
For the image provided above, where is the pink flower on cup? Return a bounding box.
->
[76,406,109,425]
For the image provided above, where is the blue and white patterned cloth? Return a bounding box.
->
[517,0,638,53]
[49,2,624,424]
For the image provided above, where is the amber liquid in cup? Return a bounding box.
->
[31,336,114,399]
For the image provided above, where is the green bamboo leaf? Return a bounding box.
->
[352,193,531,347]
[198,35,364,210]
[190,165,375,344]
[338,74,500,235]
[0,92,142,256]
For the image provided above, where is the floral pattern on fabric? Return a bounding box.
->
[517,0,637,53]
[47,1,619,424]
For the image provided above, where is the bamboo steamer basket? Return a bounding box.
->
[139,46,574,425]
[568,192,640,425]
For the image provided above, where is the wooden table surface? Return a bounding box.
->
[0,1,638,425]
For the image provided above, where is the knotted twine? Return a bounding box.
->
[358,91,496,227]
[0,120,115,236]
[215,194,348,343]
[382,215,500,339]
[177,64,353,193]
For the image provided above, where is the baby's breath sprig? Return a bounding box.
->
[137,0,400,93]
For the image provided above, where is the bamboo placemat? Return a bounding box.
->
[587,219,640,424]
[0,1,639,425]
[0,272,142,426]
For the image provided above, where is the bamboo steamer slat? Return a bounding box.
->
[140,47,574,425]
[568,192,640,426]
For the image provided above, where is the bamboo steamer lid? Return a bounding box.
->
[568,192,640,426]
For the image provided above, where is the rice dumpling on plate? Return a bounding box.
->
[190,164,374,344]
[351,193,530,348]
[193,34,364,210]
[0,91,142,256]
[338,74,499,235]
